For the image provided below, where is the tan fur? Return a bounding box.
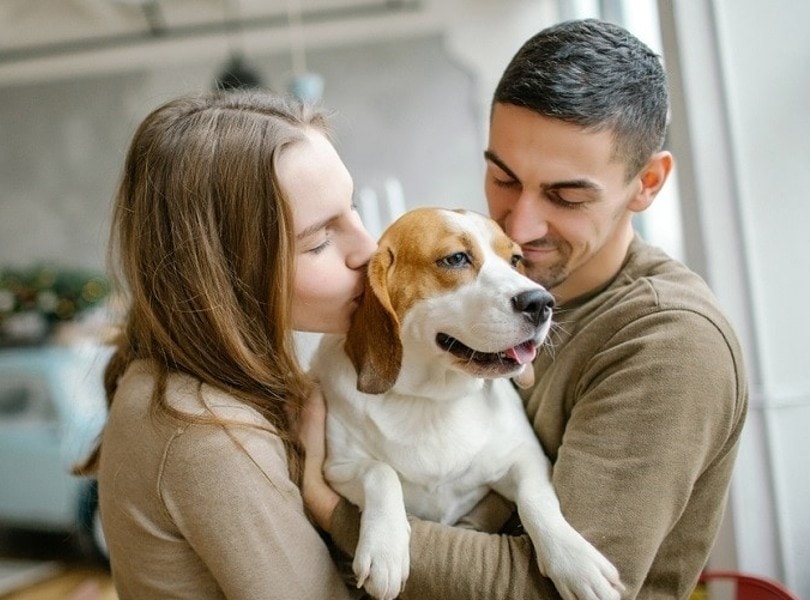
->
[346,208,491,393]
[345,247,401,394]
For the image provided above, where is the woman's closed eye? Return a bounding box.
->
[307,237,332,255]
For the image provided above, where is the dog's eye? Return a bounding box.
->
[511,254,524,269]
[438,252,471,269]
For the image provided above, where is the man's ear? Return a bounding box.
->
[629,150,673,212]
[344,247,402,395]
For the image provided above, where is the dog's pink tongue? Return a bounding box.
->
[505,341,537,365]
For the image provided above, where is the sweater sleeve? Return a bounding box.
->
[159,420,353,600]
[548,308,744,596]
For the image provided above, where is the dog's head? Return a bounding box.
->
[345,208,554,395]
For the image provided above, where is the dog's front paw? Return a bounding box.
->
[353,514,411,600]
[535,527,624,600]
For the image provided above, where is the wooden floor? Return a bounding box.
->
[0,528,115,600]
[1,567,116,600]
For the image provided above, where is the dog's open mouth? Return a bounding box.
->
[436,332,538,368]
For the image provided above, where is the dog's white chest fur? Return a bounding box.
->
[312,333,533,524]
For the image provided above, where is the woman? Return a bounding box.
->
[78,89,376,599]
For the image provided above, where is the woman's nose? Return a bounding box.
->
[348,224,378,269]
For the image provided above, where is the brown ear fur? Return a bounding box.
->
[344,247,402,394]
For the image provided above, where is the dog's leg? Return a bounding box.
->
[327,460,411,600]
[492,445,623,600]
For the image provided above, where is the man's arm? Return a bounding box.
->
[329,497,562,599]
[542,310,744,596]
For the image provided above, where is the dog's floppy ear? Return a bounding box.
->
[345,246,402,394]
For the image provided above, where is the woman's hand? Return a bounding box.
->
[299,384,341,531]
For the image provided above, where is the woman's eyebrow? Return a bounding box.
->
[296,215,338,241]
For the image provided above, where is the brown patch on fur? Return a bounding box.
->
[345,247,402,394]
[345,208,487,393]
[482,214,526,274]
[383,208,483,316]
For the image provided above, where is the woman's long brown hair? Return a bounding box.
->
[76,90,330,484]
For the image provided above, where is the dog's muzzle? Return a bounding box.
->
[511,289,555,327]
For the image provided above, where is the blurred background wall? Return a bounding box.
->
[0,33,486,267]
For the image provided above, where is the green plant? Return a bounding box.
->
[0,265,110,343]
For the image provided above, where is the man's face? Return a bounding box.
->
[485,103,646,303]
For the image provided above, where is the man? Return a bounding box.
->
[302,18,747,599]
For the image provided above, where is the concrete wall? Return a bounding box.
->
[0,33,484,270]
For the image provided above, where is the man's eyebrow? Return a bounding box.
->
[542,179,602,193]
[485,149,603,193]
[296,215,338,241]
[484,150,518,181]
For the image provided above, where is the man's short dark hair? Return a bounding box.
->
[493,18,669,179]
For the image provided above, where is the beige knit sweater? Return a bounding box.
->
[97,361,352,599]
[329,235,748,600]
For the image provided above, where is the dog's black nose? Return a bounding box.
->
[512,289,555,326]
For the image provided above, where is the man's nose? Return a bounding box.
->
[504,193,549,244]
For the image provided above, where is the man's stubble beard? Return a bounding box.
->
[523,239,571,291]
[525,261,567,291]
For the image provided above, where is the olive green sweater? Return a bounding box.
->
[330,235,748,599]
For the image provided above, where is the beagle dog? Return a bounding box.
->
[310,208,622,600]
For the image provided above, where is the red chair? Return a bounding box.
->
[698,570,801,600]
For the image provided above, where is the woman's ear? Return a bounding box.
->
[629,150,673,212]
[344,247,402,394]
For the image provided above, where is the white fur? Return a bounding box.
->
[310,210,621,600]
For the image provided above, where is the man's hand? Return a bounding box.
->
[298,384,341,531]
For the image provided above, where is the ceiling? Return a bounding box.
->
[0,0,422,65]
